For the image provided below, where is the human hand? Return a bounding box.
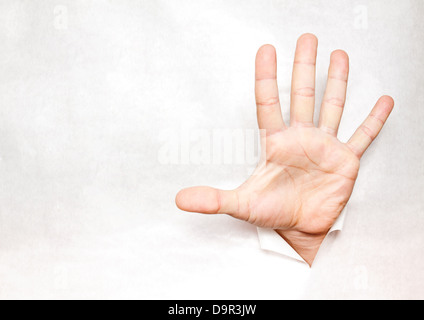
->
[175,34,394,265]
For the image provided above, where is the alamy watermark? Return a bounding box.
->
[353,5,368,30]
[158,128,264,167]
[53,5,68,31]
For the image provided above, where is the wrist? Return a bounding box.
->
[275,229,327,266]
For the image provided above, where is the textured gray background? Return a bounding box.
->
[0,0,423,299]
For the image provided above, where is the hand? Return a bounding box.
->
[175,34,394,266]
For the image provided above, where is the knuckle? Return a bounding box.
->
[324,97,345,108]
[256,96,280,106]
[360,125,376,140]
[293,87,315,98]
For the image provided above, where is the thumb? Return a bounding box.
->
[175,186,239,216]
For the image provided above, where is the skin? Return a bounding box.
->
[175,34,394,266]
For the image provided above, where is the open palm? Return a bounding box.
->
[176,34,394,264]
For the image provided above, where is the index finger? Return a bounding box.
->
[255,45,286,132]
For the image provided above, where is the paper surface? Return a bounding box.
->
[0,0,423,299]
